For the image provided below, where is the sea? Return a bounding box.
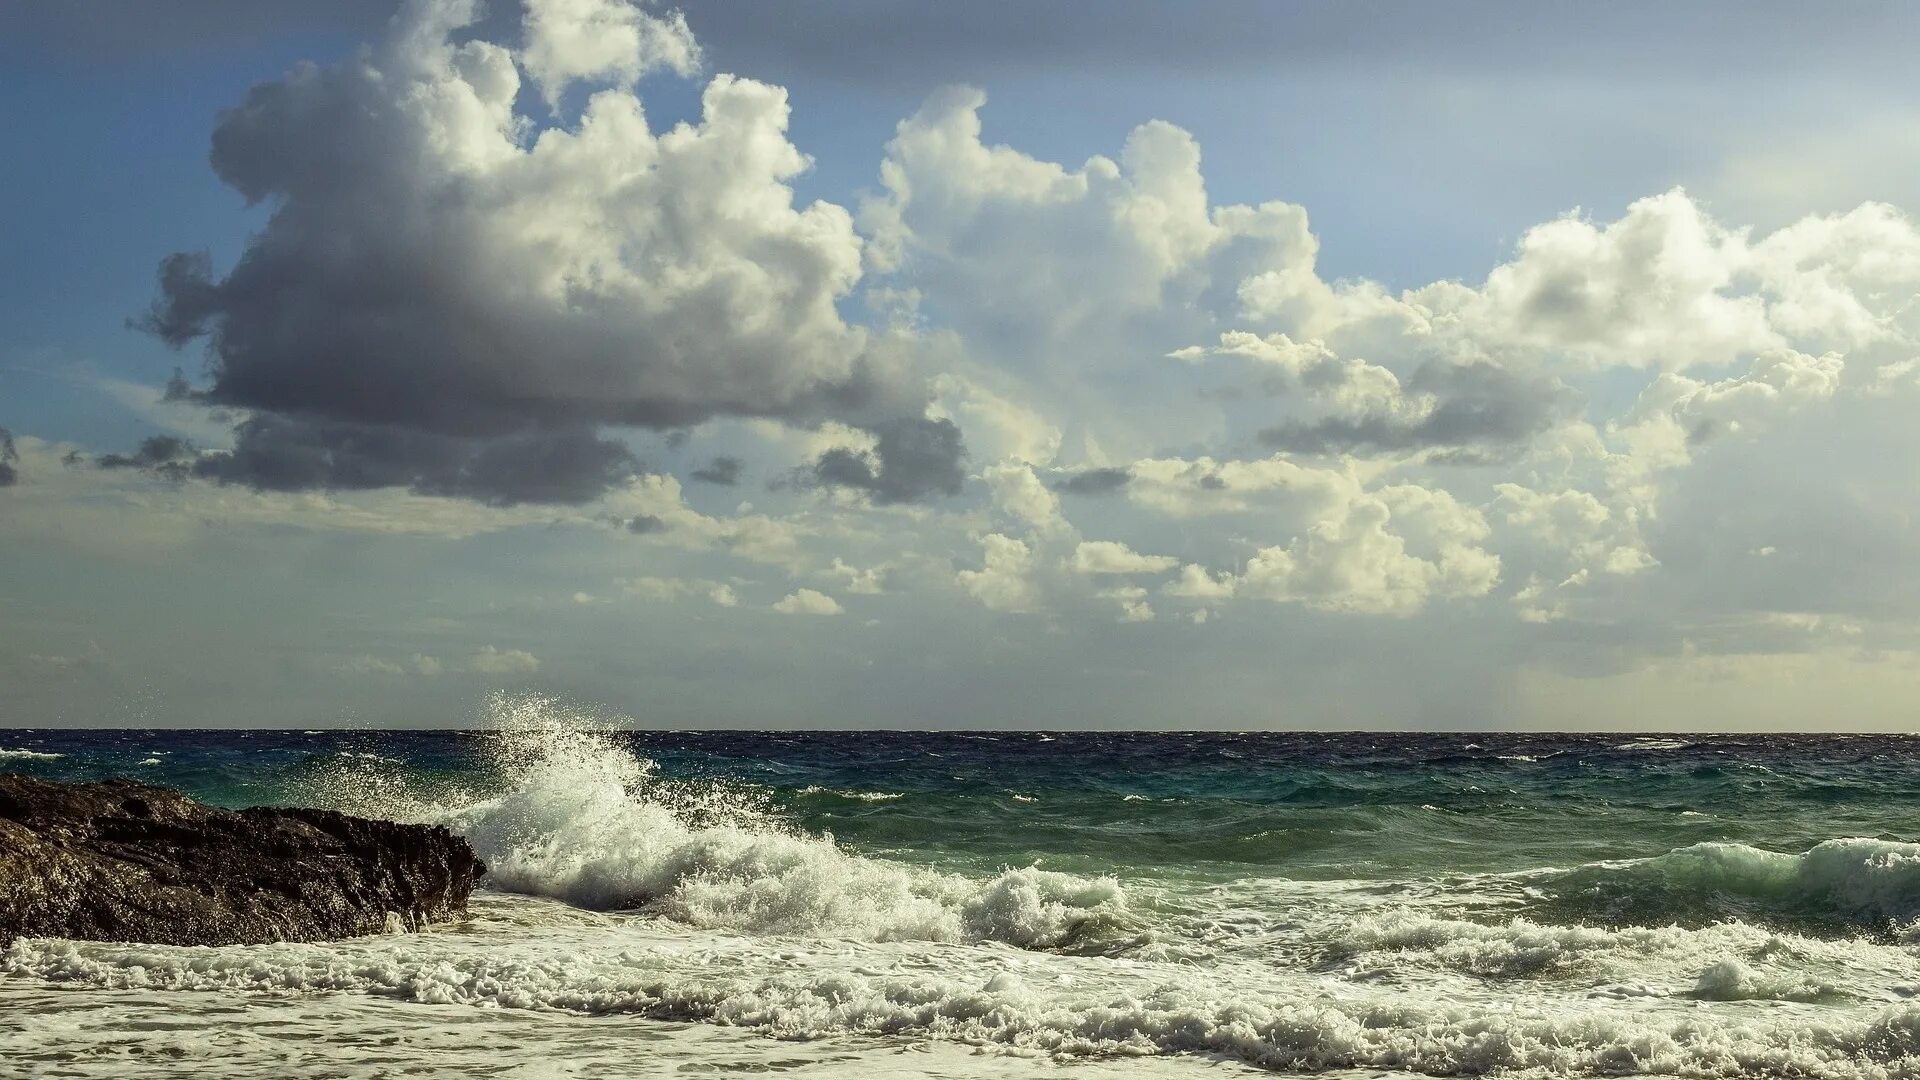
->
[6,695,1920,1078]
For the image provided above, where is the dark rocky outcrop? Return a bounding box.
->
[0,774,483,947]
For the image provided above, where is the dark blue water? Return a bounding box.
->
[9,728,1920,915]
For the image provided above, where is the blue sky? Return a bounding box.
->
[7,1,1920,728]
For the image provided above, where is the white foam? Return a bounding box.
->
[1327,911,1889,1002]
[795,785,902,802]
[0,748,63,760]
[1612,738,1694,751]
[7,912,1919,1079]
[338,695,1130,949]
[1572,838,1920,926]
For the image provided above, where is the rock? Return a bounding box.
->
[0,773,484,947]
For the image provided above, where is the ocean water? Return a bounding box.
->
[7,699,1920,1077]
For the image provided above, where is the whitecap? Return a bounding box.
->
[795,785,902,802]
[1612,738,1694,751]
[338,694,1130,951]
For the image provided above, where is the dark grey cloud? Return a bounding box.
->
[1260,363,1576,457]
[690,456,743,486]
[179,417,640,506]
[0,428,17,488]
[11,1,1908,88]
[810,417,966,504]
[96,434,197,481]
[1053,466,1131,496]
[0,1,398,61]
[627,513,667,535]
[131,1,956,507]
[683,1,1920,88]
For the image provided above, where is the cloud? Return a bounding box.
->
[332,647,538,677]
[0,428,17,487]
[824,558,886,594]
[334,653,446,678]
[1098,584,1155,623]
[772,588,844,615]
[861,87,1317,361]
[956,533,1041,613]
[185,416,641,506]
[622,575,739,605]
[1164,564,1236,601]
[983,462,1067,536]
[689,455,743,485]
[95,434,196,478]
[520,0,700,106]
[134,0,941,506]
[1237,484,1500,616]
[1258,362,1577,457]
[466,645,543,675]
[1178,332,1576,458]
[808,415,966,503]
[1071,540,1177,575]
[1053,466,1130,495]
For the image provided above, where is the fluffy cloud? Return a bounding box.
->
[823,558,886,594]
[136,0,950,505]
[1418,190,1781,371]
[957,533,1041,613]
[1179,331,1576,457]
[1236,483,1499,616]
[772,588,844,615]
[983,462,1067,536]
[520,0,699,105]
[807,416,966,503]
[468,646,542,675]
[622,576,739,606]
[338,646,540,677]
[1071,540,1177,575]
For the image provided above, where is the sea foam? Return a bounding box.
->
[9,912,1920,1079]
[331,695,1131,950]
[1542,838,1920,932]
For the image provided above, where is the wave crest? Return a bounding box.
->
[338,695,1132,950]
[1539,838,1920,933]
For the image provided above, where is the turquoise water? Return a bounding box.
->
[7,700,1920,1077]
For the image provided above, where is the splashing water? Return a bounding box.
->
[327,694,1133,949]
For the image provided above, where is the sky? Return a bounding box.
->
[6,1,1920,730]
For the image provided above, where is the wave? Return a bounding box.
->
[1327,911,1866,1001]
[322,695,1132,951]
[1534,838,1920,934]
[7,923,1918,1078]
[1612,738,1695,751]
[794,785,902,802]
[0,748,63,761]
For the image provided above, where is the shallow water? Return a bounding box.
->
[7,700,1920,1077]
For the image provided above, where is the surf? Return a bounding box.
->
[318,694,1135,950]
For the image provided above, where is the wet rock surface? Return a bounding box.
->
[0,773,483,947]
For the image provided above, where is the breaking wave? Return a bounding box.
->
[322,695,1132,950]
[1535,838,1920,934]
